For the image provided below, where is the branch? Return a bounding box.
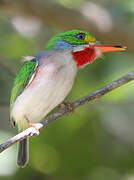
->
[0,71,134,153]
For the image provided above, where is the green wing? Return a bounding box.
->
[10,59,38,115]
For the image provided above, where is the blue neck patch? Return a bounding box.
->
[54,40,75,49]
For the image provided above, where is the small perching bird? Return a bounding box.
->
[10,29,126,167]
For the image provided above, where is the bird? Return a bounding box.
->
[10,29,126,167]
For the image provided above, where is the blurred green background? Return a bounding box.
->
[0,0,134,179]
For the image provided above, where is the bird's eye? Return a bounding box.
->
[76,33,85,40]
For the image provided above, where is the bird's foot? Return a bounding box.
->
[29,123,43,136]
[59,102,74,115]
[97,95,102,99]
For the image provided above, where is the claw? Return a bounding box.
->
[29,127,40,136]
[29,123,43,136]
[59,102,74,115]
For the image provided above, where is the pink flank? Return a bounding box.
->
[25,62,58,89]
[25,67,40,89]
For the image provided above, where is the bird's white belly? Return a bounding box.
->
[11,61,77,130]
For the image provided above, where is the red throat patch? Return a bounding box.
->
[72,47,97,68]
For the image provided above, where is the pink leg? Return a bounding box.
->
[28,123,43,136]
[24,115,43,136]
[29,123,43,131]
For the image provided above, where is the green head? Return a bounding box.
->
[45,29,96,50]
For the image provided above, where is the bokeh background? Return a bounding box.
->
[0,0,134,179]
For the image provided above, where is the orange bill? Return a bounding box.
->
[93,45,126,53]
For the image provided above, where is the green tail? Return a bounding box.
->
[17,138,29,167]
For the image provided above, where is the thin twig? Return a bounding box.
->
[0,71,134,153]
